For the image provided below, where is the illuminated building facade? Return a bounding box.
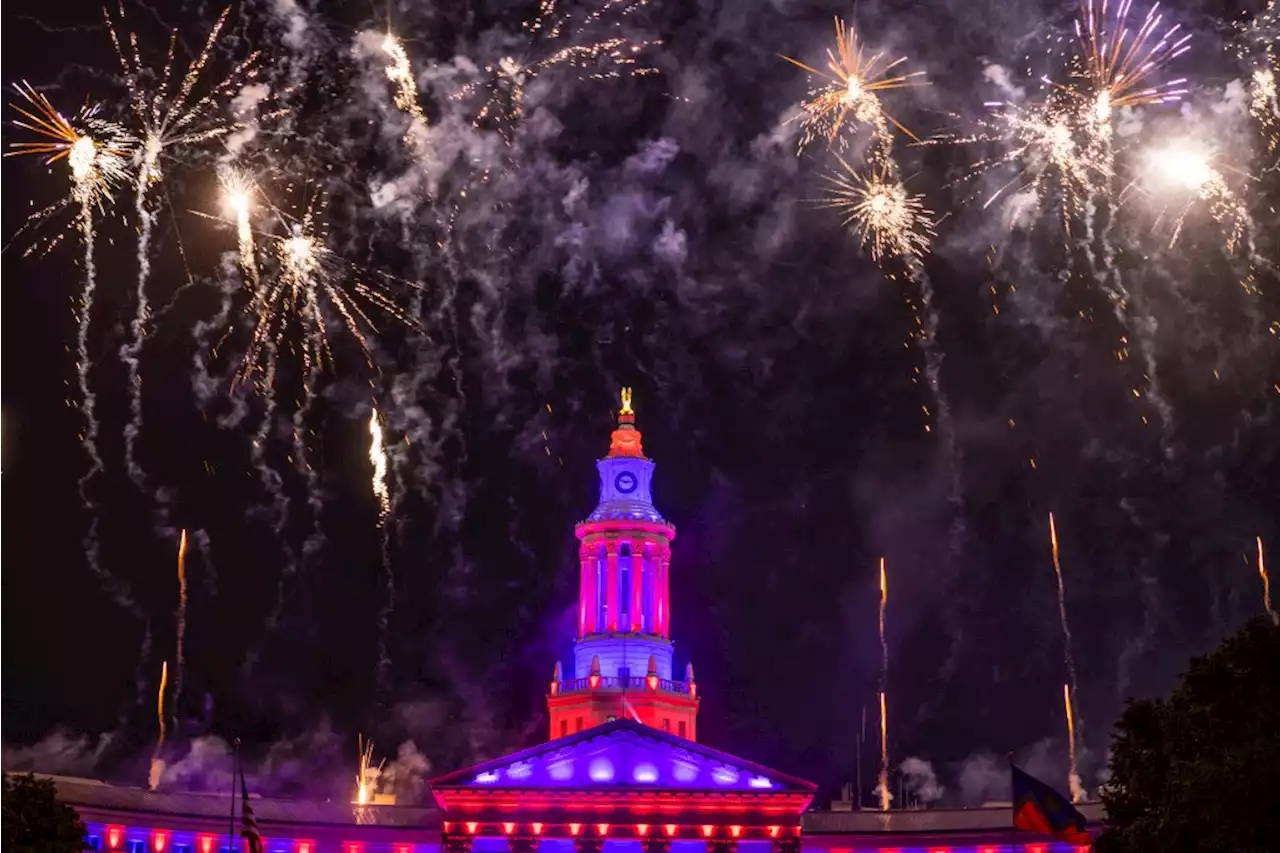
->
[49,391,1103,852]
[548,390,698,741]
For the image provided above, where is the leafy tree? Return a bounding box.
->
[2,773,88,853]
[1097,617,1280,853]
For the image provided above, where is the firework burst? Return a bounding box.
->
[1238,1,1279,152]
[820,155,934,262]
[783,18,925,154]
[953,94,1110,227]
[1070,0,1191,141]
[239,192,418,386]
[1142,141,1248,253]
[452,0,659,144]
[6,82,132,211]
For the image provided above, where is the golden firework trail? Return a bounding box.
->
[451,0,659,144]
[782,17,925,153]
[1048,513,1084,802]
[369,407,390,519]
[1073,0,1191,132]
[219,167,259,288]
[174,530,188,718]
[149,660,169,790]
[355,735,385,805]
[1259,537,1277,626]
[383,34,427,130]
[877,558,890,811]
[819,155,935,263]
[1063,682,1084,803]
[1142,142,1248,253]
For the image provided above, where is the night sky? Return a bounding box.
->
[2,0,1278,808]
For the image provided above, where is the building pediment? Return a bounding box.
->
[430,720,814,797]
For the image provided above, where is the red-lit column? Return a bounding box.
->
[606,542,620,632]
[631,540,644,632]
[659,546,671,637]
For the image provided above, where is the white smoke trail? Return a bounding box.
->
[122,144,160,491]
[72,197,140,614]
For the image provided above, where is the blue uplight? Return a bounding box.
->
[748,776,773,789]
[507,762,533,780]
[474,771,500,784]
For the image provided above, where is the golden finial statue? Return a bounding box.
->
[620,387,634,416]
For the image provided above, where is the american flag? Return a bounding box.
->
[240,772,264,853]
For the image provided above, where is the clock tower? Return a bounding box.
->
[547,389,700,740]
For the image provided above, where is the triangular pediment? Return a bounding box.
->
[430,719,814,794]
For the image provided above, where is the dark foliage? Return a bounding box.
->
[1097,618,1280,853]
[2,773,88,853]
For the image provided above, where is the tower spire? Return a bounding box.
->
[609,387,645,458]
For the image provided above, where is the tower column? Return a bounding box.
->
[606,542,620,632]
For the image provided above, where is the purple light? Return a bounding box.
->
[474,771,499,784]
[672,761,698,783]
[632,763,659,783]
[507,762,533,780]
[588,758,615,782]
[748,776,773,789]
[548,760,575,781]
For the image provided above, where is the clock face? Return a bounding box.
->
[614,471,638,494]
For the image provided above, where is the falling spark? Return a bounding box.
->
[1143,142,1248,253]
[1238,2,1279,151]
[383,34,427,130]
[173,530,188,718]
[149,661,168,790]
[1071,0,1191,143]
[782,17,925,153]
[1259,537,1277,626]
[355,736,385,805]
[820,156,934,263]
[105,4,267,490]
[877,558,890,811]
[452,0,659,144]
[1049,513,1083,802]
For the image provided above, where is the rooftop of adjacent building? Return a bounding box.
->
[40,772,1105,835]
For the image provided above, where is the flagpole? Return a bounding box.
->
[229,738,240,853]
